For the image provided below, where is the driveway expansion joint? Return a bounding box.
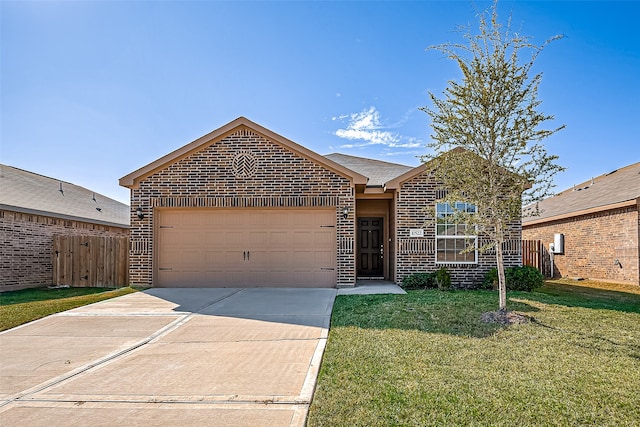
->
[2,314,190,406]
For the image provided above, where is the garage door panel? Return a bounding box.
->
[247,231,268,246]
[312,251,334,266]
[293,251,334,268]
[224,232,245,248]
[156,209,336,288]
[204,251,226,270]
[160,230,182,246]
[292,231,312,246]
[269,232,289,246]
[268,251,290,269]
[222,251,245,268]
[180,251,205,270]
[315,231,334,246]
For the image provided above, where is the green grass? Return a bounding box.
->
[308,280,640,427]
[0,287,139,331]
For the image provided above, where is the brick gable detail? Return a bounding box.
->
[129,129,355,286]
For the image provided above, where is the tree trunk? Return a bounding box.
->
[495,240,507,311]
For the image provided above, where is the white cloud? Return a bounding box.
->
[333,106,423,149]
[334,106,399,148]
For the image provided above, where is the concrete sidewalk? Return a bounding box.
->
[0,288,336,427]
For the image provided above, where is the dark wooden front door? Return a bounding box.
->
[357,217,384,277]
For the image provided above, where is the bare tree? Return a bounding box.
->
[422,1,564,312]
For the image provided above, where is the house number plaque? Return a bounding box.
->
[409,229,424,237]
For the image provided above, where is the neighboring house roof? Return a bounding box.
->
[0,164,130,228]
[523,161,640,226]
[120,117,368,188]
[324,153,414,187]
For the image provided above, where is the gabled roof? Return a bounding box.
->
[383,148,467,190]
[383,163,428,190]
[324,153,413,187]
[0,164,130,228]
[120,117,368,188]
[384,148,532,192]
[523,161,640,225]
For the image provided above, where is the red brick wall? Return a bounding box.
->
[129,127,355,287]
[523,205,640,285]
[395,171,522,288]
[0,210,129,291]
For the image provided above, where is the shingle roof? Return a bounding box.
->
[0,164,130,228]
[324,153,414,187]
[523,161,640,225]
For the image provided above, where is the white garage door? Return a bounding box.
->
[155,209,336,287]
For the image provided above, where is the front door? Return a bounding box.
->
[357,217,384,277]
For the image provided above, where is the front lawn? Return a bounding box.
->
[0,287,139,331]
[308,280,640,426]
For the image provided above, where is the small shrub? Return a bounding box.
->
[481,268,499,290]
[507,265,544,291]
[435,267,452,291]
[482,266,544,292]
[401,272,436,290]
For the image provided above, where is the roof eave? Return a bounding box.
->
[0,204,130,228]
[120,117,368,188]
[522,198,638,226]
[384,164,428,190]
[384,148,532,191]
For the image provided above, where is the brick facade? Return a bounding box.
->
[394,170,522,288]
[0,210,129,291]
[523,205,640,285]
[123,119,526,289]
[129,127,356,287]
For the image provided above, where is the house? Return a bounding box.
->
[522,162,640,285]
[119,117,522,289]
[0,165,130,291]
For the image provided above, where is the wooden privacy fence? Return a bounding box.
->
[53,235,129,287]
[522,239,552,278]
[522,239,542,271]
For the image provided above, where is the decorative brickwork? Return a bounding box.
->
[231,150,257,178]
[129,128,355,287]
[394,170,522,288]
[523,205,639,285]
[0,210,128,291]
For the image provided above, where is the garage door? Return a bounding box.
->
[156,209,336,288]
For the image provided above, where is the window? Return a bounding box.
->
[435,202,477,264]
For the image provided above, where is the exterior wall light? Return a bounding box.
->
[342,206,349,220]
[136,206,145,220]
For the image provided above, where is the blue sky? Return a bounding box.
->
[2,1,639,205]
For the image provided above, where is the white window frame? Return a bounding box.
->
[435,201,478,264]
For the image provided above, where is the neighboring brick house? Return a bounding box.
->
[522,162,640,285]
[0,165,130,291]
[120,117,522,289]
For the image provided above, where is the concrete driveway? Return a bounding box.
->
[0,288,336,426]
